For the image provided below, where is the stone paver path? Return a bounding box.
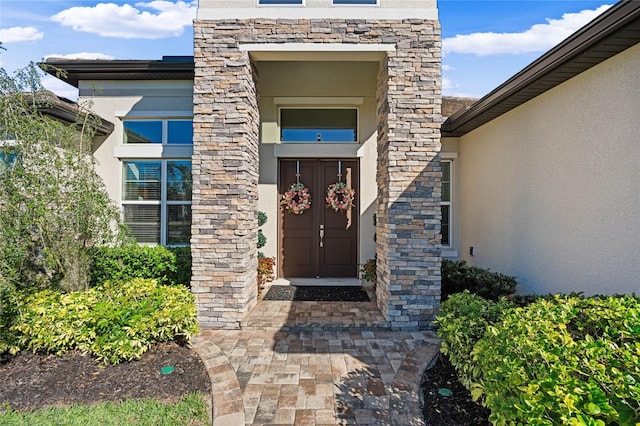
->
[192,298,440,426]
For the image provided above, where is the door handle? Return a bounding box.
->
[319,224,324,248]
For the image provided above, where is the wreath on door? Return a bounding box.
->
[281,181,312,215]
[326,181,355,214]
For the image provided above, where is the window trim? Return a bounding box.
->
[122,118,193,146]
[441,159,453,249]
[257,0,304,7]
[278,106,360,144]
[332,0,379,6]
[122,159,192,247]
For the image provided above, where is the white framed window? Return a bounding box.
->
[441,160,452,247]
[122,160,192,246]
[333,0,378,5]
[123,119,193,145]
[258,0,303,6]
[279,108,359,143]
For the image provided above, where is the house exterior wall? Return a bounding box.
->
[198,0,438,20]
[256,61,379,265]
[457,42,640,295]
[79,81,194,210]
[193,17,441,329]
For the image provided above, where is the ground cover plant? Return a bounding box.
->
[0,392,208,426]
[5,278,198,364]
[438,292,640,426]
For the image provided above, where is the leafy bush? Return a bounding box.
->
[442,259,517,301]
[11,278,198,364]
[474,295,640,426]
[0,278,20,355]
[0,64,131,292]
[90,246,191,287]
[437,291,514,388]
[360,257,376,283]
[439,293,640,426]
[257,255,275,295]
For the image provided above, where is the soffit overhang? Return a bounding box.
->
[442,1,640,137]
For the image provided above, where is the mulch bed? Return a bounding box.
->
[0,342,211,412]
[263,285,370,302]
[421,354,491,426]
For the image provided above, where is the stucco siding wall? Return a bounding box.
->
[79,81,194,207]
[458,43,640,295]
[256,61,379,267]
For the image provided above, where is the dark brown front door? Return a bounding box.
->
[279,159,359,278]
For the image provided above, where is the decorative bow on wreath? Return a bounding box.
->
[326,160,355,229]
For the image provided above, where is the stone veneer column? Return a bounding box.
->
[375,21,442,329]
[190,18,441,330]
[191,21,260,329]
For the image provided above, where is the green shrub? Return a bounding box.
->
[442,259,517,301]
[473,295,640,426]
[0,279,20,355]
[257,255,275,295]
[167,247,192,287]
[90,246,191,287]
[11,278,198,364]
[437,291,514,388]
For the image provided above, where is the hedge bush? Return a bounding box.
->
[0,279,20,355]
[10,278,198,364]
[442,259,517,301]
[90,246,191,287]
[437,291,514,388]
[438,293,640,426]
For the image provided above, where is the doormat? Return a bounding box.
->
[263,285,370,302]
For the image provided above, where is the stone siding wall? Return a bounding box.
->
[193,18,441,329]
[376,32,442,328]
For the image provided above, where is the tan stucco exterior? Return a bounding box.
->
[455,42,640,295]
[80,80,194,208]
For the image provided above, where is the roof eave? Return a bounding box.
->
[442,1,640,137]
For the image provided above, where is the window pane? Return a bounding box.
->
[167,161,192,201]
[124,205,160,244]
[123,121,162,144]
[441,161,451,202]
[123,161,161,201]
[0,149,18,173]
[259,0,303,4]
[167,121,193,145]
[167,205,191,245]
[281,109,357,142]
[334,0,377,4]
[441,205,450,246]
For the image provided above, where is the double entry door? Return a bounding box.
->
[279,159,359,278]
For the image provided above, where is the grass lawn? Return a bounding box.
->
[0,392,209,426]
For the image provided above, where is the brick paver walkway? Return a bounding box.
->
[192,294,440,426]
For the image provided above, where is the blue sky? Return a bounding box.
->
[0,0,613,100]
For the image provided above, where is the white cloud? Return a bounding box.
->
[442,77,454,91]
[443,5,612,56]
[0,26,44,43]
[42,75,79,101]
[51,1,197,39]
[45,52,115,61]
[442,64,454,71]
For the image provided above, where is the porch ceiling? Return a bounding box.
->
[240,43,395,62]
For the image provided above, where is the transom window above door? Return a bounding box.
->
[280,108,358,143]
